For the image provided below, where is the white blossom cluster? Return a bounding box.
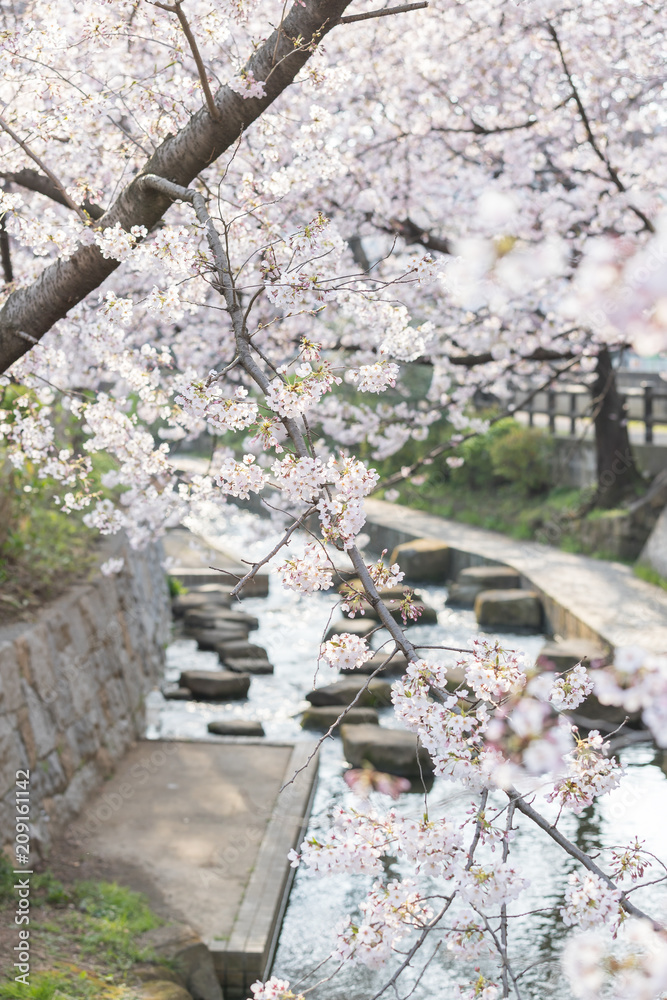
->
[319,633,372,672]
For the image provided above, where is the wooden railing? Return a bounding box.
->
[513,382,667,444]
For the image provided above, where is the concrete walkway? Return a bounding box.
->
[365,499,667,653]
[59,738,318,998]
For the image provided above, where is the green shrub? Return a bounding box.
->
[489,425,554,494]
[447,418,518,489]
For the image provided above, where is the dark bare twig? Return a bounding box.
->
[340,2,428,24]
[150,0,221,121]
[547,23,654,234]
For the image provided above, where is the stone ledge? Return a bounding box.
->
[209,741,319,1000]
[365,499,667,653]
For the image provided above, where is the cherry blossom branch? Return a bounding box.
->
[500,799,517,999]
[227,503,317,599]
[1,168,104,219]
[509,791,663,929]
[339,2,428,24]
[368,791,489,1000]
[0,0,355,374]
[0,117,88,222]
[150,0,221,122]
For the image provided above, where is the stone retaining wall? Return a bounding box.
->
[0,540,170,857]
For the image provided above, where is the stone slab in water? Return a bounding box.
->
[537,639,609,671]
[224,658,274,675]
[188,627,249,652]
[172,588,232,617]
[183,606,257,631]
[301,705,379,730]
[216,640,269,661]
[475,589,543,631]
[389,538,450,582]
[340,724,434,779]
[179,669,250,700]
[170,566,269,597]
[162,684,192,701]
[207,719,265,737]
[448,565,520,607]
[306,677,393,708]
[340,651,409,676]
[324,618,377,641]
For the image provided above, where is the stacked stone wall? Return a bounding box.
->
[0,540,170,856]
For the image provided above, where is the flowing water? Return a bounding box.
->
[147,510,667,999]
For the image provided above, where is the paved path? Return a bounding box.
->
[59,739,317,997]
[365,499,667,653]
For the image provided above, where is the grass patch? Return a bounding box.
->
[0,870,164,997]
[635,564,667,590]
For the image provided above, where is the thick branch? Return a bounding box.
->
[1,168,104,220]
[0,118,87,222]
[0,0,355,374]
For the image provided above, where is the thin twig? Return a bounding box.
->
[339,2,428,24]
[509,790,663,929]
[229,504,316,598]
[150,0,221,121]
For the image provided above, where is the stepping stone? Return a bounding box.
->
[536,639,609,672]
[224,658,274,675]
[179,670,250,700]
[389,538,450,582]
[301,705,379,730]
[188,628,249,651]
[340,724,434,780]
[172,588,231,617]
[475,589,543,632]
[169,567,269,597]
[162,685,192,701]
[324,618,378,641]
[340,651,409,676]
[306,677,393,708]
[207,719,265,737]
[183,606,257,630]
[447,565,520,607]
[213,608,259,631]
[215,640,269,660]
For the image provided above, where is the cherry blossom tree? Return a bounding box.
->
[1,2,667,998]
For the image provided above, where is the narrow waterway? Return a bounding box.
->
[147,511,667,1000]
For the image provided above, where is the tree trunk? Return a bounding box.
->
[592,347,643,507]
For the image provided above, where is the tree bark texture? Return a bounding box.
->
[592,347,643,506]
[0,0,354,374]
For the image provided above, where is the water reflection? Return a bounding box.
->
[152,511,667,999]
